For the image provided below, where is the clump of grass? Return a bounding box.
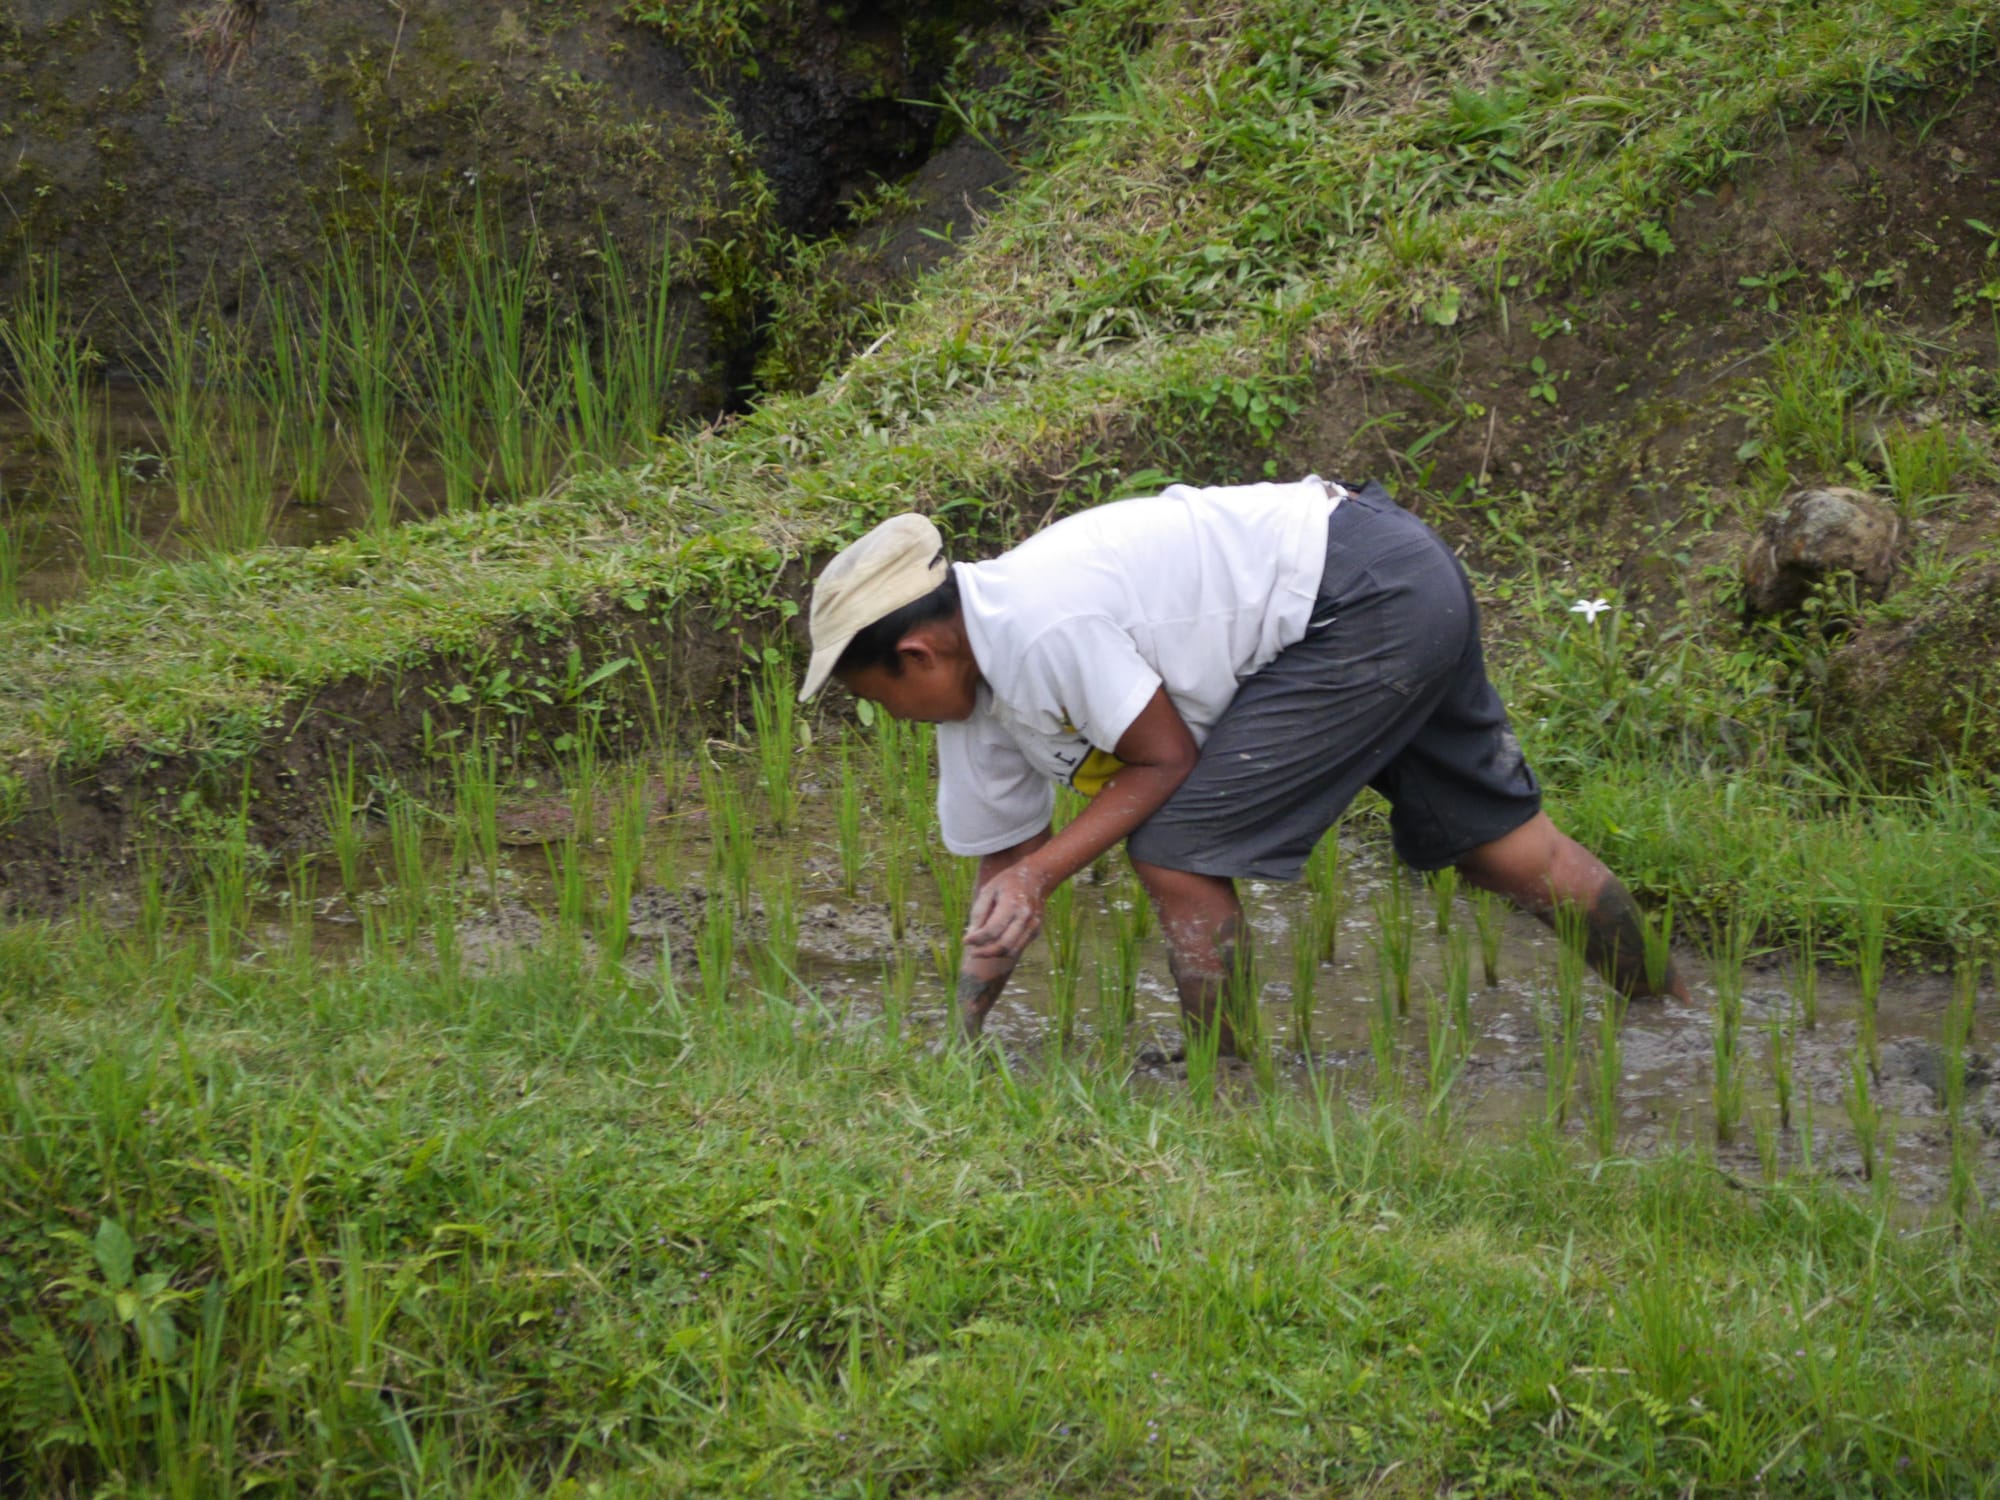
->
[451,741,503,903]
[1422,981,1463,1127]
[549,832,591,952]
[881,945,918,1040]
[1372,869,1416,1016]
[386,790,432,948]
[258,262,339,505]
[1642,898,1675,1001]
[200,804,253,971]
[1442,925,1473,1058]
[1106,894,1143,1039]
[1591,984,1626,1158]
[1472,886,1503,987]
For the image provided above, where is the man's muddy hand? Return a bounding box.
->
[964,862,1047,962]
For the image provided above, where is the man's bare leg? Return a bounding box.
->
[1130,859,1248,1055]
[1454,811,1690,1003]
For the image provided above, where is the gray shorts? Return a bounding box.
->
[1125,482,1540,879]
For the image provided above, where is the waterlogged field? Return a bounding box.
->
[0,218,686,614]
[4,693,1999,1495]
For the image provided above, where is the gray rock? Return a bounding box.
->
[1742,487,1901,616]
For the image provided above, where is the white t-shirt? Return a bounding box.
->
[935,476,1342,856]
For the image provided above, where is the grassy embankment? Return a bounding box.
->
[4,1,2000,1492]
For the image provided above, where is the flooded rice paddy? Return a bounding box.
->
[255,741,1998,1210]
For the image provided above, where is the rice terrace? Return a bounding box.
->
[3,0,2000,1494]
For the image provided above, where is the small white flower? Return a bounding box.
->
[1569,596,1612,624]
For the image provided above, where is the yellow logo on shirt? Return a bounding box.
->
[1071,748,1126,798]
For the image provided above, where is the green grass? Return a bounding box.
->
[2,913,1996,1495]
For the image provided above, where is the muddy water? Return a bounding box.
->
[274,754,1997,1208]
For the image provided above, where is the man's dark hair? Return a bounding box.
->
[833,565,960,678]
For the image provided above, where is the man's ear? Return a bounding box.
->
[895,622,942,671]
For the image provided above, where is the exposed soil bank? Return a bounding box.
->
[0,0,1037,408]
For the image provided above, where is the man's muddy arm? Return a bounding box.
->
[954,830,1052,1038]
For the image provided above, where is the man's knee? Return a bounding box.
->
[1129,858,1238,965]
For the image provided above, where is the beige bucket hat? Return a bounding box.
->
[797,513,950,702]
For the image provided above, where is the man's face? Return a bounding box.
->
[836,657,977,723]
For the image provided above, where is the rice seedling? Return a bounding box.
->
[835,736,865,896]
[753,865,800,999]
[452,205,553,501]
[882,945,918,1040]
[1108,890,1143,1029]
[386,790,432,947]
[1370,965,1400,1100]
[1229,936,1274,1093]
[124,273,215,525]
[1792,897,1819,1030]
[1442,924,1473,1057]
[323,751,368,904]
[451,741,503,902]
[1766,992,1796,1134]
[931,844,975,984]
[1422,981,1462,1127]
[0,514,23,619]
[1289,905,1325,1057]
[133,844,172,965]
[327,219,414,530]
[1372,868,1416,1016]
[547,832,592,951]
[1642,898,1675,1001]
[1,258,81,451]
[1305,827,1342,960]
[1845,1041,1881,1186]
[696,889,735,1011]
[1426,865,1459,936]
[749,651,797,831]
[1945,954,1980,1231]
[1472,885,1503,986]
[284,854,318,974]
[1184,996,1226,1108]
[200,805,253,971]
[192,375,281,556]
[1544,903,1589,1130]
[1854,891,1887,1081]
[701,758,755,913]
[882,833,912,941]
[1708,914,1748,1147]
[598,770,649,969]
[258,264,339,505]
[1041,874,1082,1034]
[900,721,936,837]
[1591,985,1626,1157]
[596,233,686,450]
